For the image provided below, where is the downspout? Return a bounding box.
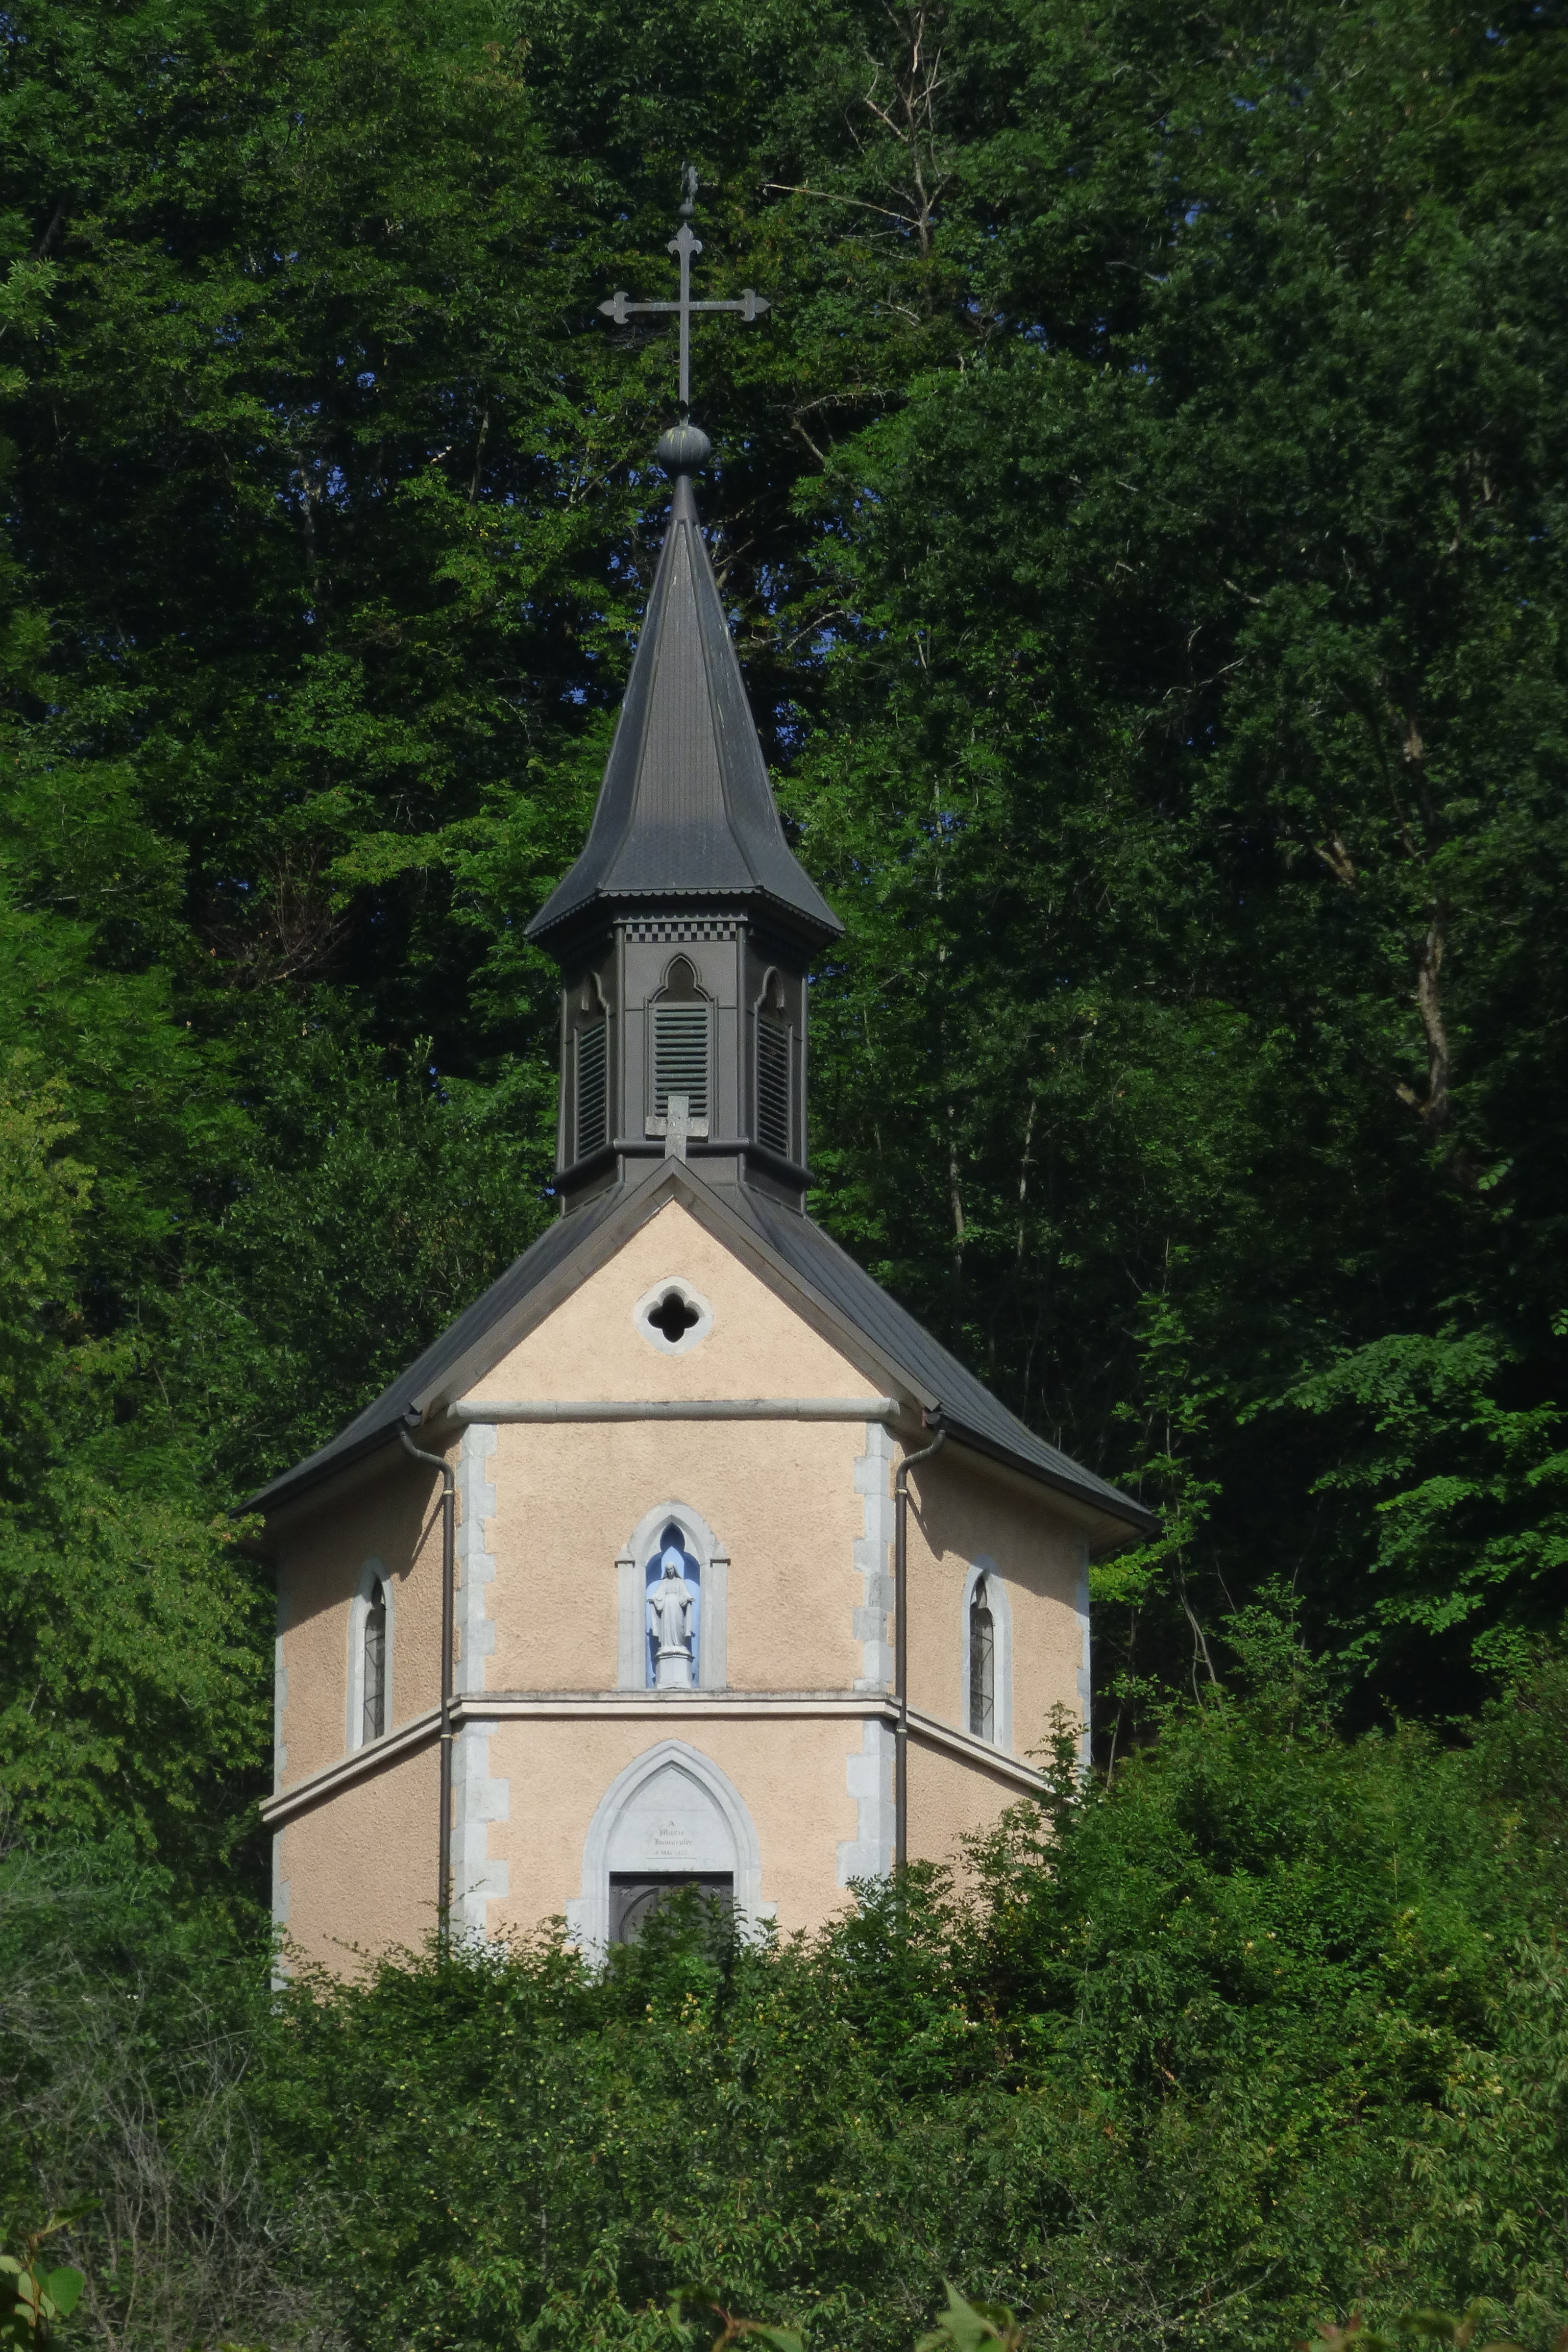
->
[400,1426,455,1944]
[894,1413,946,1878]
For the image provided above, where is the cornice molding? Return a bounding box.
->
[260,1692,1046,1828]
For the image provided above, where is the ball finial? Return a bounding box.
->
[656,420,712,474]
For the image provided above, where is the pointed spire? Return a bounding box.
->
[525,451,842,951]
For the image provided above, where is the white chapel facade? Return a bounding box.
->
[251,313,1153,1971]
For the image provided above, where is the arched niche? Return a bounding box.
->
[616,1501,728,1691]
[568,1738,771,1958]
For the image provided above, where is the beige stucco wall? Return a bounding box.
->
[464,1198,877,1696]
[474,1199,873,1405]
[906,1733,1028,1875]
[278,1741,441,1972]
[274,1452,451,1791]
[480,1418,865,1693]
[903,1446,1086,1758]
[481,1714,867,1943]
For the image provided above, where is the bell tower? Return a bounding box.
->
[525,195,842,1212]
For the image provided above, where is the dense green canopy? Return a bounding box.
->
[7,1651,1568,2352]
[0,0,1564,1854]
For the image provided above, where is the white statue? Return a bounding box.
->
[647,1543,696,1689]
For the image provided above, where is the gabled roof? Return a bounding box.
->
[525,474,842,949]
[243,1162,1156,1544]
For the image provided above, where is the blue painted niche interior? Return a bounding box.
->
[644,1522,701,1686]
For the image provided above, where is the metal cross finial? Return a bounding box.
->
[598,169,771,416]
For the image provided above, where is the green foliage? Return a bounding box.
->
[0,2221,84,2351]
[258,1647,1566,2352]
[8,1635,1565,2352]
[172,1007,553,1488]
[0,1051,99,1449]
[1311,2306,1535,2352]
[917,2287,1026,2352]
[0,0,1556,1777]
[0,1851,290,2351]
[0,1487,269,1862]
[1281,1332,1568,1674]
[672,2289,803,2352]
[0,1034,270,1867]
[0,7,1562,2344]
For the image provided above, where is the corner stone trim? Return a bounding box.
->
[455,1423,498,1693]
[1076,1535,1093,1772]
[452,1425,508,1937]
[272,1597,290,1936]
[838,1718,894,1884]
[273,1613,288,1793]
[851,1420,895,1691]
[271,1822,290,1932]
[452,1721,509,1937]
[842,1421,895,1886]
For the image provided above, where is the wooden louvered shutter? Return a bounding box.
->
[756,1017,791,1156]
[653,1001,709,1120]
[575,1020,608,1158]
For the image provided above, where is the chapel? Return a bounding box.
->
[252,203,1154,1972]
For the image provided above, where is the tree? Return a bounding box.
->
[0,0,1563,1843]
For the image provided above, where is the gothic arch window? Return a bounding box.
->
[616,1503,729,1693]
[968,1577,995,1740]
[347,1559,395,1753]
[960,1558,1012,1751]
[650,957,711,1126]
[753,968,794,1161]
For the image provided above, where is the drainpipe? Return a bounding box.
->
[894,1413,946,1878]
[400,1426,455,1945]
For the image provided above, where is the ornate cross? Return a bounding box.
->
[598,167,771,415]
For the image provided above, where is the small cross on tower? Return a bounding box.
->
[599,167,771,418]
[648,1093,709,1162]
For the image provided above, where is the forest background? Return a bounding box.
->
[0,0,1565,2348]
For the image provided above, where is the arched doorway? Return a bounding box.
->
[568,1740,769,1956]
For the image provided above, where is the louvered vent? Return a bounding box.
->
[756,1018,791,1157]
[575,1020,608,1159]
[653,1003,709,1120]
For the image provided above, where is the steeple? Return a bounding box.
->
[525,453,840,953]
[527,186,841,1214]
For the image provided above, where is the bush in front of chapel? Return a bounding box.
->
[235,1634,1567,2352]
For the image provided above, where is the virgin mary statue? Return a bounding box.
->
[647,1542,696,1689]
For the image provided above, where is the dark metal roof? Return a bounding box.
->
[525,473,842,949]
[244,1164,1154,1541]
[241,1185,627,1517]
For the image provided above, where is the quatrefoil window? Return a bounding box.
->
[632,1277,714,1356]
[648,1289,700,1344]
